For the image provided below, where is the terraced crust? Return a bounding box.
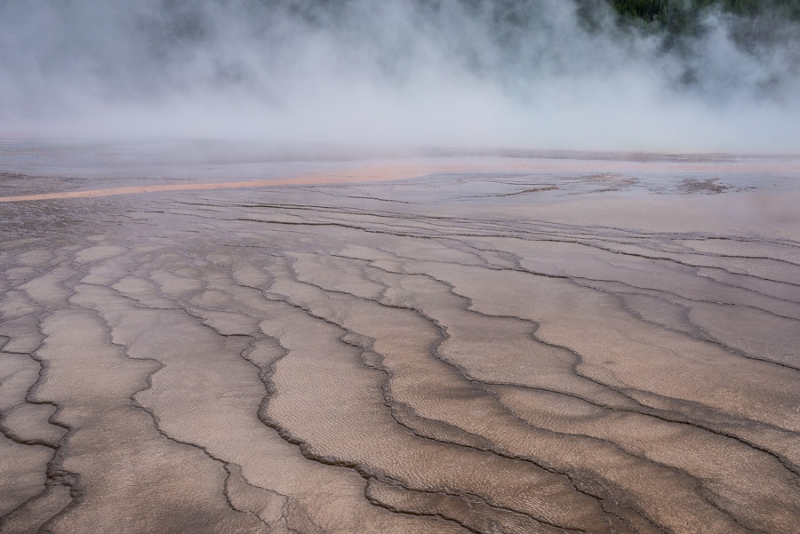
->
[1,162,798,533]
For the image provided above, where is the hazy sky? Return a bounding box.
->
[1,0,799,153]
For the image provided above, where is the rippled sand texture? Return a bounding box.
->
[1,157,799,534]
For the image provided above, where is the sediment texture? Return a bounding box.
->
[1,163,798,533]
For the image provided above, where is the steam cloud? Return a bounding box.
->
[1,0,799,152]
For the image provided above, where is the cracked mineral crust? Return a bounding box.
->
[1,145,799,534]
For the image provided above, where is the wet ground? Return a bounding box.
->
[1,140,799,533]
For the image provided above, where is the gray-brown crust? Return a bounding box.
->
[1,154,798,533]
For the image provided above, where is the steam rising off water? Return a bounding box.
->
[2,0,800,152]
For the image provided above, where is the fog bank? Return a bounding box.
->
[1,0,799,153]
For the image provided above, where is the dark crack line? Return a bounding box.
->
[268,258,671,534]
[256,279,596,534]
[73,294,273,531]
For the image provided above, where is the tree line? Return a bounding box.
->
[610,0,800,24]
